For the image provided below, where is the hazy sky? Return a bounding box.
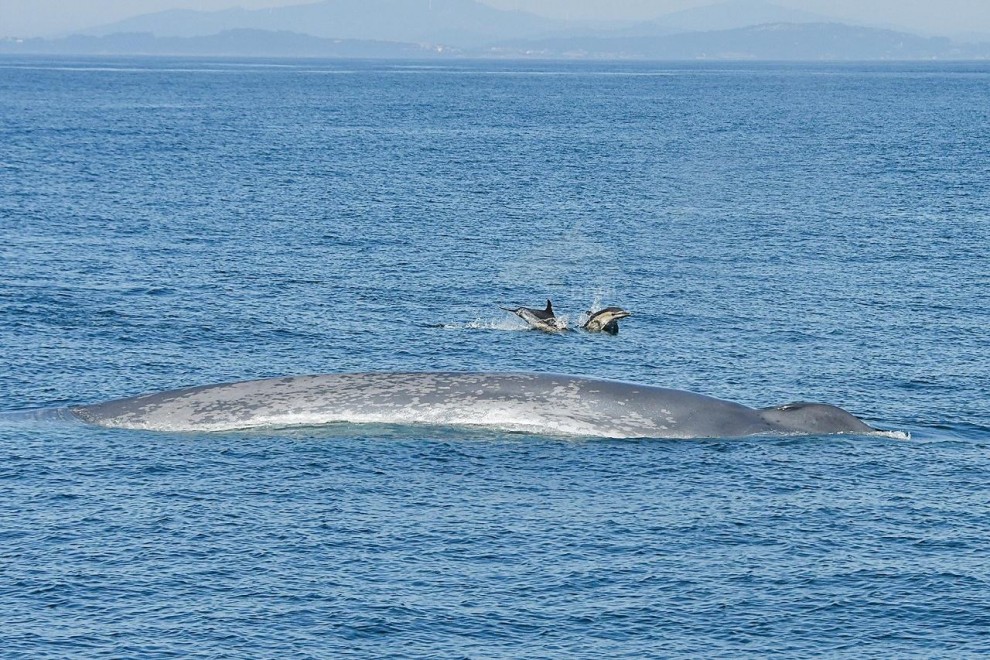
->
[2,0,989,38]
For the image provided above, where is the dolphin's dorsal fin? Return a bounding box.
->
[545,299,553,315]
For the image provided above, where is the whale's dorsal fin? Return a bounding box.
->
[545,299,554,316]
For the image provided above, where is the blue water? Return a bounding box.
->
[2,56,989,656]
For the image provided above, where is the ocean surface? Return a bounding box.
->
[1,55,989,657]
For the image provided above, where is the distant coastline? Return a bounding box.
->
[2,23,989,60]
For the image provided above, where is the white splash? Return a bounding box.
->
[872,429,912,440]
[437,317,531,331]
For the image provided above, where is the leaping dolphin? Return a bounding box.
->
[69,372,880,439]
[501,299,563,333]
[583,307,631,334]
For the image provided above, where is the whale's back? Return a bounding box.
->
[70,372,764,438]
[70,372,875,439]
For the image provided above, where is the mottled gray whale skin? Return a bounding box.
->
[70,372,876,439]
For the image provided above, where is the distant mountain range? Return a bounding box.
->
[70,0,559,47]
[497,23,985,61]
[628,0,833,35]
[1,0,988,60]
[0,29,449,59]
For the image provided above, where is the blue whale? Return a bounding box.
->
[69,372,878,439]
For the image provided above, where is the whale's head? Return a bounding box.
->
[758,402,876,435]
